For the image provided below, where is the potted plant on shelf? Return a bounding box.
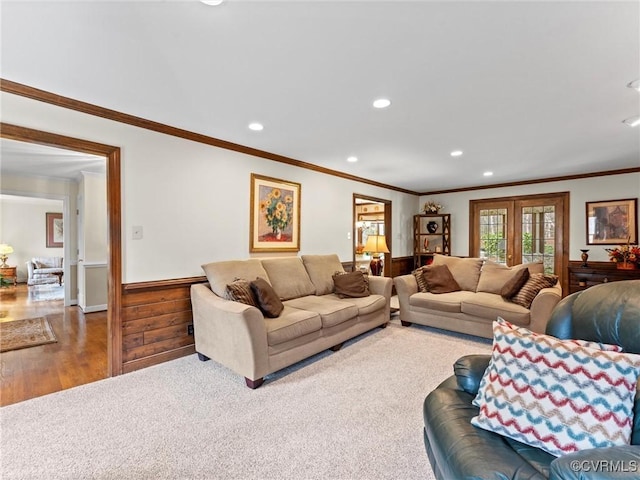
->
[605,238,640,270]
[423,201,442,214]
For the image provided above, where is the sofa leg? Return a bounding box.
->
[331,342,344,352]
[197,352,210,362]
[401,320,412,327]
[379,322,389,328]
[245,377,264,389]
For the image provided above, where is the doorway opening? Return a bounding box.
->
[353,194,392,277]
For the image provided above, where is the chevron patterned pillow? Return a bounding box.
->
[471,318,640,457]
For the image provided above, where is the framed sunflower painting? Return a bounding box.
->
[250,173,301,252]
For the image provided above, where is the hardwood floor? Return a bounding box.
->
[0,284,108,406]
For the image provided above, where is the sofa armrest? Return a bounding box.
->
[528,282,563,333]
[393,274,418,314]
[454,354,492,394]
[549,445,640,479]
[190,283,269,381]
[368,275,392,298]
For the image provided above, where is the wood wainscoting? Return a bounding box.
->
[121,276,207,373]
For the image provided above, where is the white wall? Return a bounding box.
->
[1,91,419,283]
[0,194,63,282]
[421,172,640,262]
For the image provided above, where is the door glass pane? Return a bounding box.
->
[521,205,555,273]
[479,208,507,264]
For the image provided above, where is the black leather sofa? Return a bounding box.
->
[423,280,640,480]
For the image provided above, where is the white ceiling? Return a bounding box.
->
[1,1,638,193]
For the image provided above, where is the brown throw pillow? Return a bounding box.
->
[500,268,530,299]
[224,278,259,307]
[510,273,558,309]
[412,267,429,293]
[332,271,370,298]
[250,277,284,318]
[422,264,461,294]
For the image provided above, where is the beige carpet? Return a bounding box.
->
[0,319,491,479]
[0,316,57,352]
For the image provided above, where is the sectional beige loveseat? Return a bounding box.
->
[191,254,392,388]
[393,254,562,339]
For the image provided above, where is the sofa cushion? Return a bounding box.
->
[265,307,322,346]
[224,278,259,307]
[332,271,370,298]
[250,277,284,318]
[261,257,316,300]
[460,292,530,326]
[202,259,270,298]
[301,254,345,295]
[432,255,483,292]
[409,291,476,314]
[477,261,536,295]
[334,294,386,316]
[32,256,63,269]
[510,273,558,308]
[422,264,460,294]
[471,318,640,457]
[284,295,358,328]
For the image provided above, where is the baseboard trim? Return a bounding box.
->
[81,304,107,313]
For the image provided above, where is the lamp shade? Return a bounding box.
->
[364,235,390,254]
[0,244,14,255]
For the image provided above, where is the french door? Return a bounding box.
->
[470,193,569,286]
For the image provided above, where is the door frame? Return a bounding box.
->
[469,192,570,293]
[353,194,392,277]
[1,122,123,377]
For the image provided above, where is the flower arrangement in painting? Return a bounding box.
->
[605,238,640,266]
[261,187,294,235]
[423,201,443,214]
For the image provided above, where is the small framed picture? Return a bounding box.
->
[46,212,63,248]
[586,198,638,245]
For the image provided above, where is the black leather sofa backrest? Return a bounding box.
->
[546,280,640,354]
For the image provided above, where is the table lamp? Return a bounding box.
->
[0,244,14,268]
[364,235,390,276]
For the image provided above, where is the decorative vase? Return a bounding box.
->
[616,262,637,270]
[580,249,589,267]
[427,221,438,234]
[275,228,282,240]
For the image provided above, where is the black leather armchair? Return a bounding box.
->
[423,280,640,480]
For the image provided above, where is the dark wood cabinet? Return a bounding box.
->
[413,214,451,269]
[567,261,640,294]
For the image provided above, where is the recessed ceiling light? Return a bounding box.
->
[372,98,391,109]
[347,156,358,163]
[623,115,640,127]
[450,150,463,157]
[627,79,640,92]
[248,122,264,131]
[483,171,494,177]
[201,0,225,5]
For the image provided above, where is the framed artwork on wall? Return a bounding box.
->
[586,198,638,245]
[46,212,63,248]
[250,173,301,252]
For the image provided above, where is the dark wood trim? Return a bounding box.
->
[353,194,393,277]
[0,123,123,378]
[0,78,418,196]
[390,255,413,278]
[123,276,207,292]
[122,345,196,374]
[421,167,640,195]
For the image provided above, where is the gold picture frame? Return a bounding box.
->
[46,212,63,248]
[586,198,638,245]
[250,173,301,252]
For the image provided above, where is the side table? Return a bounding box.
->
[0,266,18,286]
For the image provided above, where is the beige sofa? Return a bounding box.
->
[393,255,562,339]
[191,254,392,388]
[26,256,64,286]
